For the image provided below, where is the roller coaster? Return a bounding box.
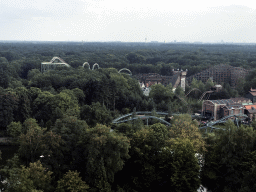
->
[173,87,215,109]
[92,63,100,70]
[82,62,100,70]
[112,111,171,126]
[173,89,213,109]
[112,111,248,133]
[185,88,213,102]
[198,91,213,102]
[118,68,132,76]
[199,113,248,132]
[82,62,90,69]
[41,57,71,72]
[185,88,202,97]
[174,93,188,105]
[41,57,100,72]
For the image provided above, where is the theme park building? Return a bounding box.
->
[187,64,249,87]
[202,89,256,121]
[134,70,187,91]
[202,97,251,120]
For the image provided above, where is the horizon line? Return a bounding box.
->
[0,40,256,45]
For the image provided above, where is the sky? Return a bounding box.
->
[1,0,256,43]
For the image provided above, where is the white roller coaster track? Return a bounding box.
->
[82,62,100,70]
[49,57,70,67]
[92,63,100,70]
[118,68,132,75]
[82,62,90,69]
[41,57,70,72]
[42,58,101,72]
[50,57,66,64]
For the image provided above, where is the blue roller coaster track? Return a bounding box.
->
[112,111,248,132]
[199,113,248,132]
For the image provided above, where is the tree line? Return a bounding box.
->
[0,42,256,191]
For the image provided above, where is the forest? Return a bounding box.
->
[0,41,256,191]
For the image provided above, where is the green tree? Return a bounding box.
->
[56,170,89,192]
[0,57,10,88]
[33,90,80,126]
[190,78,199,89]
[18,118,63,165]
[126,53,146,64]
[109,72,130,111]
[174,85,185,96]
[27,69,41,81]
[161,138,201,192]
[205,78,214,91]
[7,121,22,138]
[78,124,130,191]
[201,121,256,192]
[52,90,80,117]
[170,114,205,152]
[1,158,53,192]
[52,115,88,173]
[71,88,86,105]
[116,123,201,192]
[236,78,246,96]
[80,102,112,127]
[188,78,201,98]
[14,87,32,123]
[0,88,19,129]
[149,84,174,105]
[240,165,256,192]
[32,91,54,124]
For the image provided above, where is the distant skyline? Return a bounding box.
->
[1,0,256,43]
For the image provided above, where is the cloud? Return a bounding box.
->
[0,0,85,21]
[1,0,256,42]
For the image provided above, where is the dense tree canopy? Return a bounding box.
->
[201,121,256,192]
[114,123,201,192]
[1,41,256,191]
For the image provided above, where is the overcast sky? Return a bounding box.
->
[1,0,256,43]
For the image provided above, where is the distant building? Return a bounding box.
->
[202,97,250,120]
[139,82,145,88]
[135,70,187,91]
[244,104,256,120]
[187,64,249,87]
[142,87,151,96]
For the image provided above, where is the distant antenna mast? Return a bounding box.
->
[145,38,147,43]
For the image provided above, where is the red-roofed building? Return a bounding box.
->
[244,104,256,120]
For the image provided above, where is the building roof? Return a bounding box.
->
[169,74,179,88]
[244,104,256,114]
[244,105,256,110]
[210,97,251,105]
[242,103,253,105]
[223,103,243,110]
[230,97,251,103]
[211,99,233,105]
